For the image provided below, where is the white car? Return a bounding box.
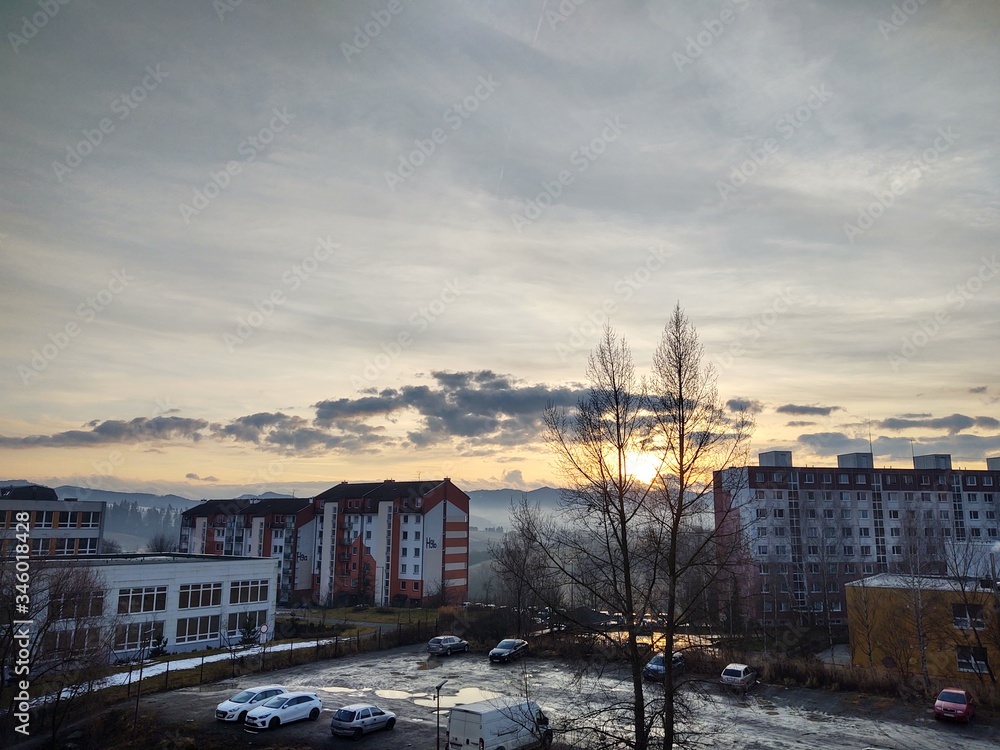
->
[329,703,397,739]
[215,684,288,722]
[244,691,322,730]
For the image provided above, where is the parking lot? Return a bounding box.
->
[132,643,996,749]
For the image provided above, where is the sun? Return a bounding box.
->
[627,451,663,485]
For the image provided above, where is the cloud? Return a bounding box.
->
[969,386,988,394]
[0,371,586,459]
[878,413,999,435]
[0,417,210,448]
[185,473,219,482]
[786,421,816,427]
[777,404,843,417]
[796,432,870,456]
[727,398,763,414]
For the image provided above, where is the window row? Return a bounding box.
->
[118,580,272,613]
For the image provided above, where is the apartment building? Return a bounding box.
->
[178,497,320,605]
[0,483,106,558]
[315,479,470,607]
[714,452,1000,628]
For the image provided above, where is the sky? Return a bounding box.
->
[2,0,999,499]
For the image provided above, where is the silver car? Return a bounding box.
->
[330,703,397,739]
[427,635,469,655]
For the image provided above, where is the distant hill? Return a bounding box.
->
[54,485,200,511]
[466,486,564,528]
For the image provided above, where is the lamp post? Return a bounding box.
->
[435,679,448,750]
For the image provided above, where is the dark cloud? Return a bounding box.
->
[786,421,816,427]
[314,371,587,452]
[186,473,218,482]
[898,413,932,418]
[878,413,999,435]
[969,386,988,394]
[796,432,870,455]
[0,416,209,448]
[777,404,843,417]
[727,398,763,414]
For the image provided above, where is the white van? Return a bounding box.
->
[447,698,553,750]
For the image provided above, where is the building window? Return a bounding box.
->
[413,547,420,558]
[115,621,164,651]
[890,527,900,537]
[79,511,101,528]
[843,546,854,556]
[838,474,849,484]
[179,582,222,609]
[831,600,842,612]
[841,509,851,519]
[118,586,167,614]
[229,579,269,604]
[956,646,990,674]
[862,563,875,574]
[969,511,980,520]
[843,563,856,574]
[757,545,768,556]
[806,509,817,519]
[775,545,787,556]
[774,491,784,500]
[939,510,950,520]
[402,548,408,557]
[857,475,867,484]
[760,582,769,593]
[759,564,769,575]
[757,527,768,537]
[227,609,267,637]
[401,564,407,574]
[176,615,220,644]
[968,493,978,502]
[859,509,869,519]
[891,545,902,555]
[842,527,853,537]
[774,509,785,518]
[79,538,98,554]
[807,545,819,555]
[953,604,985,630]
[858,528,870,537]
[861,545,872,556]
[57,512,77,528]
[35,511,54,529]
[414,531,421,541]
[756,508,768,518]
[808,563,820,574]
[967,476,978,486]
[840,492,851,502]
[804,473,815,483]
[49,590,104,621]
[402,531,408,540]
[412,581,420,591]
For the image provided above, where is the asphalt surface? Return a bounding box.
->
[129,644,997,749]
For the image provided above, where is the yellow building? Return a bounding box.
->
[845,573,999,682]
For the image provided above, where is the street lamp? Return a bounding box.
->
[435,679,448,750]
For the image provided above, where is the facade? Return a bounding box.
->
[315,479,470,607]
[178,497,321,605]
[714,451,1000,628]
[845,573,999,680]
[1,483,106,558]
[31,553,279,661]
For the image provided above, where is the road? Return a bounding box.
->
[131,643,994,749]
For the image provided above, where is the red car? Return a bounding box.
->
[933,688,975,722]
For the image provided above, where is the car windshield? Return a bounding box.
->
[334,709,357,722]
[262,696,288,708]
[230,690,255,703]
[648,655,664,667]
[497,640,518,649]
[939,691,966,704]
[723,668,742,677]
[429,638,443,644]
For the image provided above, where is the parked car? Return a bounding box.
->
[244,691,322,730]
[720,663,757,693]
[215,684,288,722]
[330,703,397,738]
[448,698,552,750]
[427,635,469,655]
[642,652,685,682]
[489,638,529,663]
[934,688,976,722]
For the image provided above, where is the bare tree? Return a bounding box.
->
[145,532,177,553]
[0,563,117,747]
[508,311,752,750]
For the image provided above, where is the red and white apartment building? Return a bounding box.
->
[178,497,321,605]
[714,451,1000,628]
[315,479,470,607]
[179,479,471,608]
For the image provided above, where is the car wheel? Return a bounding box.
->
[309,707,320,721]
[386,717,396,730]
[353,727,363,740]
[237,710,247,723]
[446,647,452,656]
[268,717,280,730]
